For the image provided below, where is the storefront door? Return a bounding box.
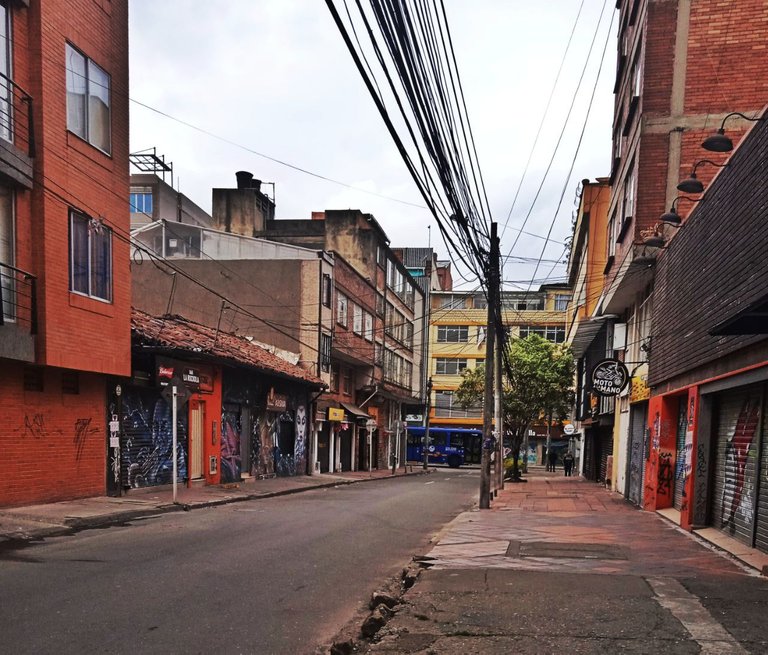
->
[189,400,205,480]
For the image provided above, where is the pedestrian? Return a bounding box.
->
[563,451,575,477]
[547,448,557,473]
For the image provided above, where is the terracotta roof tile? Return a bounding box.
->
[131,308,323,387]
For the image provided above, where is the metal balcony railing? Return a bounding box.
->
[0,262,37,334]
[0,71,35,157]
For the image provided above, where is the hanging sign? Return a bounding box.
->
[590,358,630,396]
[266,387,288,412]
[327,407,345,422]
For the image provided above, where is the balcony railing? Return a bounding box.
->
[0,262,37,334]
[0,71,35,157]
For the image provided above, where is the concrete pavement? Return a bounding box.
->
[359,473,768,654]
[0,466,432,544]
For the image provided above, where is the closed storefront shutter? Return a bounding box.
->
[627,402,647,507]
[599,428,612,483]
[583,429,596,481]
[712,387,762,547]
[755,392,768,554]
[673,399,688,511]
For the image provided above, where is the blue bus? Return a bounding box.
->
[406,427,483,468]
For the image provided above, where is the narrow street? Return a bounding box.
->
[0,471,477,655]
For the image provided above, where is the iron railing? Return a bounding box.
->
[0,70,35,157]
[0,262,37,334]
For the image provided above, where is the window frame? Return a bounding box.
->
[65,42,112,155]
[322,274,332,308]
[69,210,113,303]
[435,357,469,376]
[336,292,348,327]
[352,303,363,336]
[437,324,469,343]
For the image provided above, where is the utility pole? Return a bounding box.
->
[423,377,433,470]
[495,325,504,490]
[480,223,499,509]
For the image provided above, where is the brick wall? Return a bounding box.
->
[0,362,106,506]
[649,112,768,388]
[28,0,131,376]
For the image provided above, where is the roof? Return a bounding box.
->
[131,308,324,388]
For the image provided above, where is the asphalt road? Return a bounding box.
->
[0,469,478,655]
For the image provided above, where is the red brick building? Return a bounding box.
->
[584,0,768,510]
[0,1,130,506]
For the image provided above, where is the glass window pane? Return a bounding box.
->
[0,184,13,319]
[70,215,89,294]
[87,60,111,153]
[90,226,111,301]
[66,45,86,138]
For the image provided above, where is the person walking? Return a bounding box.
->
[563,451,575,477]
[547,448,557,473]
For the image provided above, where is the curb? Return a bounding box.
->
[0,468,434,546]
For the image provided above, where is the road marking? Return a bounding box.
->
[647,577,746,654]
[424,481,435,485]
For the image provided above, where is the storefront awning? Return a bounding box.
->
[340,401,370,420]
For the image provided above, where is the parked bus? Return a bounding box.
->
[406,426,483,467]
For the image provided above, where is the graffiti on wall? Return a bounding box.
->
[74,417,98,460]
[275,412,296,477]
[294,405,307,474]
[24,413,48,439]
[121,388,187,488]
[220,408,242,484]
[720,397,759,527]
[657,451,673,496]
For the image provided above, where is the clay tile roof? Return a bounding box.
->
[131,308,324,388]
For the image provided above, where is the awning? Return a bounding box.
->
[340,401,370,420]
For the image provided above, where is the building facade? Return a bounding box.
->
[591,0,768,503]
[428,285,571,464]
[0,1,130,507]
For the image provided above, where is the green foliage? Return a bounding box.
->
[455,334,575,478]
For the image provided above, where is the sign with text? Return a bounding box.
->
[590,359,630,397]
[327,407,345,422]
[266,387,288,412]
[156,357,214,393]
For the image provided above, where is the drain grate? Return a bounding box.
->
[505,541,628,560]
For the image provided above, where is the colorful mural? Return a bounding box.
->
[220,407,242,484]
[294,405,307,474]
[121,387,187,488]
[721,397,760,527]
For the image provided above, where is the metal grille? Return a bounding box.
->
[755,389,768,554]
[627,402,647,506]
[599,428,612,483]
[673,399,688,511]
[712,388,762,547]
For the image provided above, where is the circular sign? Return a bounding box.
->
[590,359,630,396]
[563,424,575,436]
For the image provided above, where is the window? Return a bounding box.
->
[23,366,44,392]
[554,294,570,311]
[435,358,468,376]
[520,325,565,344]
[342,367,351,395]
[321,333,332,372]
[0,183,14,320]
[501,297,544,311]
[364,312,373,341]
[336,292,348,327]
[129,189,153,215]
[69,211,112,302]
[475,358,485,368]
[439,295,464,309]
[437,325,469,343]
[66,43,111,154]
[62,371,80,395]
[434,391,482,418]
[352,303,363,335]
[622,160,636,229]
[0,2,11,143]
[330,364,339,392]
[322,274,332,308]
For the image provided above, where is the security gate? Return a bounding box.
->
[712,387,762,547]
[673,399,687,511]
[627,402,647,507]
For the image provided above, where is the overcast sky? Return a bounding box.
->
[129,1,617,290]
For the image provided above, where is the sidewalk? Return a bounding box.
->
[362,472,768,654]
[0,466,430,544]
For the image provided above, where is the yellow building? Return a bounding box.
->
[427,285,571,461]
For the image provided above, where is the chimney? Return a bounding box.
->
[311,211,326,221]
[211,172,275,237]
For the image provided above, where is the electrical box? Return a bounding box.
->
[209,456,218,475]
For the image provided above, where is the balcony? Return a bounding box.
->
[0,71,35,189]
[0,262,37,362]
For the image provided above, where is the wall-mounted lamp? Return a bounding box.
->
[701,112,764,152]
[659,196,703,226]
[676,159,729,194]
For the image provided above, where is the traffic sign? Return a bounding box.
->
[161,376,191,406]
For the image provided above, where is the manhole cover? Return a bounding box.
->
[506,541,628,560]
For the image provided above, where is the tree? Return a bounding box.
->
[455,334,575,481]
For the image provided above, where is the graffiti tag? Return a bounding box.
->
[24,413,47,439]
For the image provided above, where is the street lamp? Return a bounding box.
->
[701,112,764,152]
[676,160,729,194]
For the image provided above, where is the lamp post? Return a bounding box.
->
[701,112,764,152]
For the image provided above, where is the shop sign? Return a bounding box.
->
[156,357,214,392]
[328,407,345,422]
[266,387,288,412]
[630,375,650,402]
[563,424,575,435]
[590,359,630,396]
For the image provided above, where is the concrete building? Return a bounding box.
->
[428,285,571,465]
[0,1,130,506]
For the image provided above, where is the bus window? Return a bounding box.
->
[449,433,464,448]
